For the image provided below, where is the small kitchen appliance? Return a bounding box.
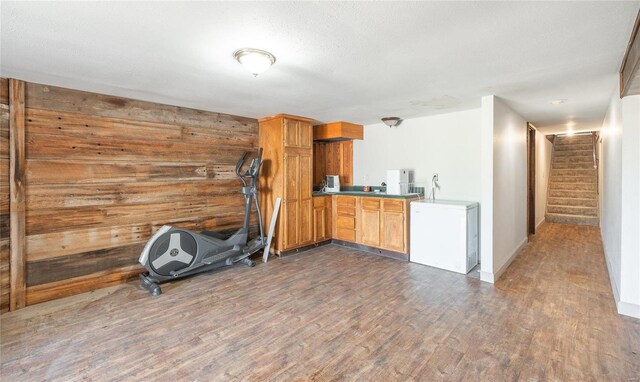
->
[386,169,410,195]
[325,175,340,192]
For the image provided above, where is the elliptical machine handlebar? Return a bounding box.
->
[235,148,263,186]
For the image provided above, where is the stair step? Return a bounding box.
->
[554,149,592,157]
[552,161,596,169]
[546,213,599,226]
[555,136,593,145]
[547,204,598,216]
[551,169,597,177]
[553,155,594,163]
[548,189,597,199]
[549,175,596,184]
[548,197,598,207]
[549,182,597,191]
[554,143,592,151]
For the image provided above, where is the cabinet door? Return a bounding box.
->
[283,200,299,249]
[299,152,313,244]
[299,153,313,199]
[284,119,299,147]
[300,198,313,245]
[313,143,326,187]
[324,199,332,240]
[299,121,312,148]
[284,153,299,200]
[283,153,300,250]
[361,208,381,246]
[382,211,405,252]
[340,141,353,186]
[325,142,340,177]
[313,207,326,242]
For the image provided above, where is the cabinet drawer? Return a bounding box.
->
[313,196,329,208]
[337,216,355,229]
[383,199,405,212]
[336,196,356,207]
[361,198,381,210]
[336,228,356,242]
[337,206,356,216]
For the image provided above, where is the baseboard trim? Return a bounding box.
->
[617,300,640,319]
[480,237,528,284]
[331,240,408,261]
[480,271,495,283]
[601,234,640,319]
[535,217,545,231]
[278,241,331,257]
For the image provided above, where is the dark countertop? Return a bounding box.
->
[312,191,422,199]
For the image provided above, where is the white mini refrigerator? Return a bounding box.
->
[410,200,479,274]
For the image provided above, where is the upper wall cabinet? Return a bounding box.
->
[284,118,312,148]
[313,121,363,141]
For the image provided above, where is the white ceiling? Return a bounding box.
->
[1,1,639,134]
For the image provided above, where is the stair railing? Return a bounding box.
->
[592,132,599,194]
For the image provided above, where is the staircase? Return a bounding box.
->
[546,133,599,226]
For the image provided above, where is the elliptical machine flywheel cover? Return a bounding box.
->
[148,230,198,276]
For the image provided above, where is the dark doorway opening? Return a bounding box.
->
[527,123,536,236]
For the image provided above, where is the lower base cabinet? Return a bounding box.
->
[360,198,410,254]
[313,196,332,242]
[312,195,415,255]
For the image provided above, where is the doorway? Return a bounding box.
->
[527,123,536,236]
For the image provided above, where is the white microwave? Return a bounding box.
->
[325,175,340,192]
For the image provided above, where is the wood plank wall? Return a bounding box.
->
[0,78,258,310]
[0,78,9,312]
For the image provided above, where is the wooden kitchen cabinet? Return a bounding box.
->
[259,114,314,254]
[282,151,313,249]
[313,140,353,187]
[380,199,409,253]
[333,195,357,242]
[313,196,332,242]
[350,196,415,255]
[360,198,381,247]
[284,118,313,148]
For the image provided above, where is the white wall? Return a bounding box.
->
[353,109,482,202]
[354,98,529,286]
[480,96,528,283]
[620,94,640,316]
[601,87,623,308]
[480,97,495,278]
[534,127,553,229]
[600,82,640,319]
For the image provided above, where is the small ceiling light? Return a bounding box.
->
[382,117,402,128]
[233,48,276,77]
[550,99,567,105]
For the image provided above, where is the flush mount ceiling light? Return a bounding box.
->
[550,99,567,105]
[233,48,276,77]
[382,117,402,128]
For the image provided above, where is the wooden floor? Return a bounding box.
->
[1,222,639,381]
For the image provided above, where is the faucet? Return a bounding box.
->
[430,174,439,200]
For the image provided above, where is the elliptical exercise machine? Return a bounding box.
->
[138,148,266,295]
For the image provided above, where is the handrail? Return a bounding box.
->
[592,132,597,168]
[592,132,599,195]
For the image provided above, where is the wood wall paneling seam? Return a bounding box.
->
[9,79,26,310]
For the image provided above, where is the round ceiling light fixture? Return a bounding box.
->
[382,117,402,128]
[233,48,276,77]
